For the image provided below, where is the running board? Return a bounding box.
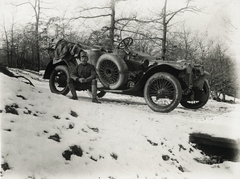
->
[99,89,123,93]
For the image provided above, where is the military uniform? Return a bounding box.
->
[68,51,100,103]
[70,63,96,90]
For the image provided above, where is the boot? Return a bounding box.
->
[68,81,78,100]
[91,79,101,104]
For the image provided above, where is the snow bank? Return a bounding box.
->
[0,71,240,179]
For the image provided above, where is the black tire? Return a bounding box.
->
[144,72,182,113]
[49,65,70,95]
[96,54,128,89]
[180,80,210,109]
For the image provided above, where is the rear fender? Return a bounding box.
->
[43,60,69,79]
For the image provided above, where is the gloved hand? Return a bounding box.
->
[78,78,87,83]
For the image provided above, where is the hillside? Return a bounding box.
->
[0,69,240,179]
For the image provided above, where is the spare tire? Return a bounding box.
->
[96,54,128,89]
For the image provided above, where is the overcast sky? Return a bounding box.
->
[0,0,233,33]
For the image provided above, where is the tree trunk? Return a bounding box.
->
[6,42,10,67]
[35,0,40,71]
[10,30,13,67]
[110,0,115,49]
[32,45,35,70]
[162,0,167,60]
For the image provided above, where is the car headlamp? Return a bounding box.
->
[141,59,149,69]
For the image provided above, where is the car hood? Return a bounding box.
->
[133,51,194,71]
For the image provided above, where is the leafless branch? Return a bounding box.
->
[166,6,199,25]
[115,27,163,41]
[11,2,29,6]
[116,17,162,24]
[70,14,112,21]
[78,6,111,12]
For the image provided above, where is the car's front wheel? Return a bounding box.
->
[49,65,70,95]
[144,72,182,113]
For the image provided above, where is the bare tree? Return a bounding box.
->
[160,0,200,60]
[13,0,42,71]
[1,16,10,66]
[201,41,237,100]
[1,8,18,67]
[71,0,161,48]
[70,0,115,48]
[43,5,73,40]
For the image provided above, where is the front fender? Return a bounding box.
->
[158,60,189,70]
[128,64,183,91]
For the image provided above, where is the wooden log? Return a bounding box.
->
[0,64,34,87]
[189,132,240,150]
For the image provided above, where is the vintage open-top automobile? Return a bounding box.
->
[43,37,210,112]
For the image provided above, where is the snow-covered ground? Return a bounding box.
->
[0,69,240,179]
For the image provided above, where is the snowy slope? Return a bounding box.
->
[0,69,240,179]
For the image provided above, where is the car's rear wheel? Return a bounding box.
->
[96,54,128,89]
[144,72,182,113]
[49,65,69,95]
[180,80,210,109]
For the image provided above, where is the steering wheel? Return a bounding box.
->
[117,37,133,49]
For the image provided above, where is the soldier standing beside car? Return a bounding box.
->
[68,51,101,103]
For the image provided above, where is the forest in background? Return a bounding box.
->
[0,0,238,101]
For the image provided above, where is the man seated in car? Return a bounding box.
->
[68,51,101,103]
